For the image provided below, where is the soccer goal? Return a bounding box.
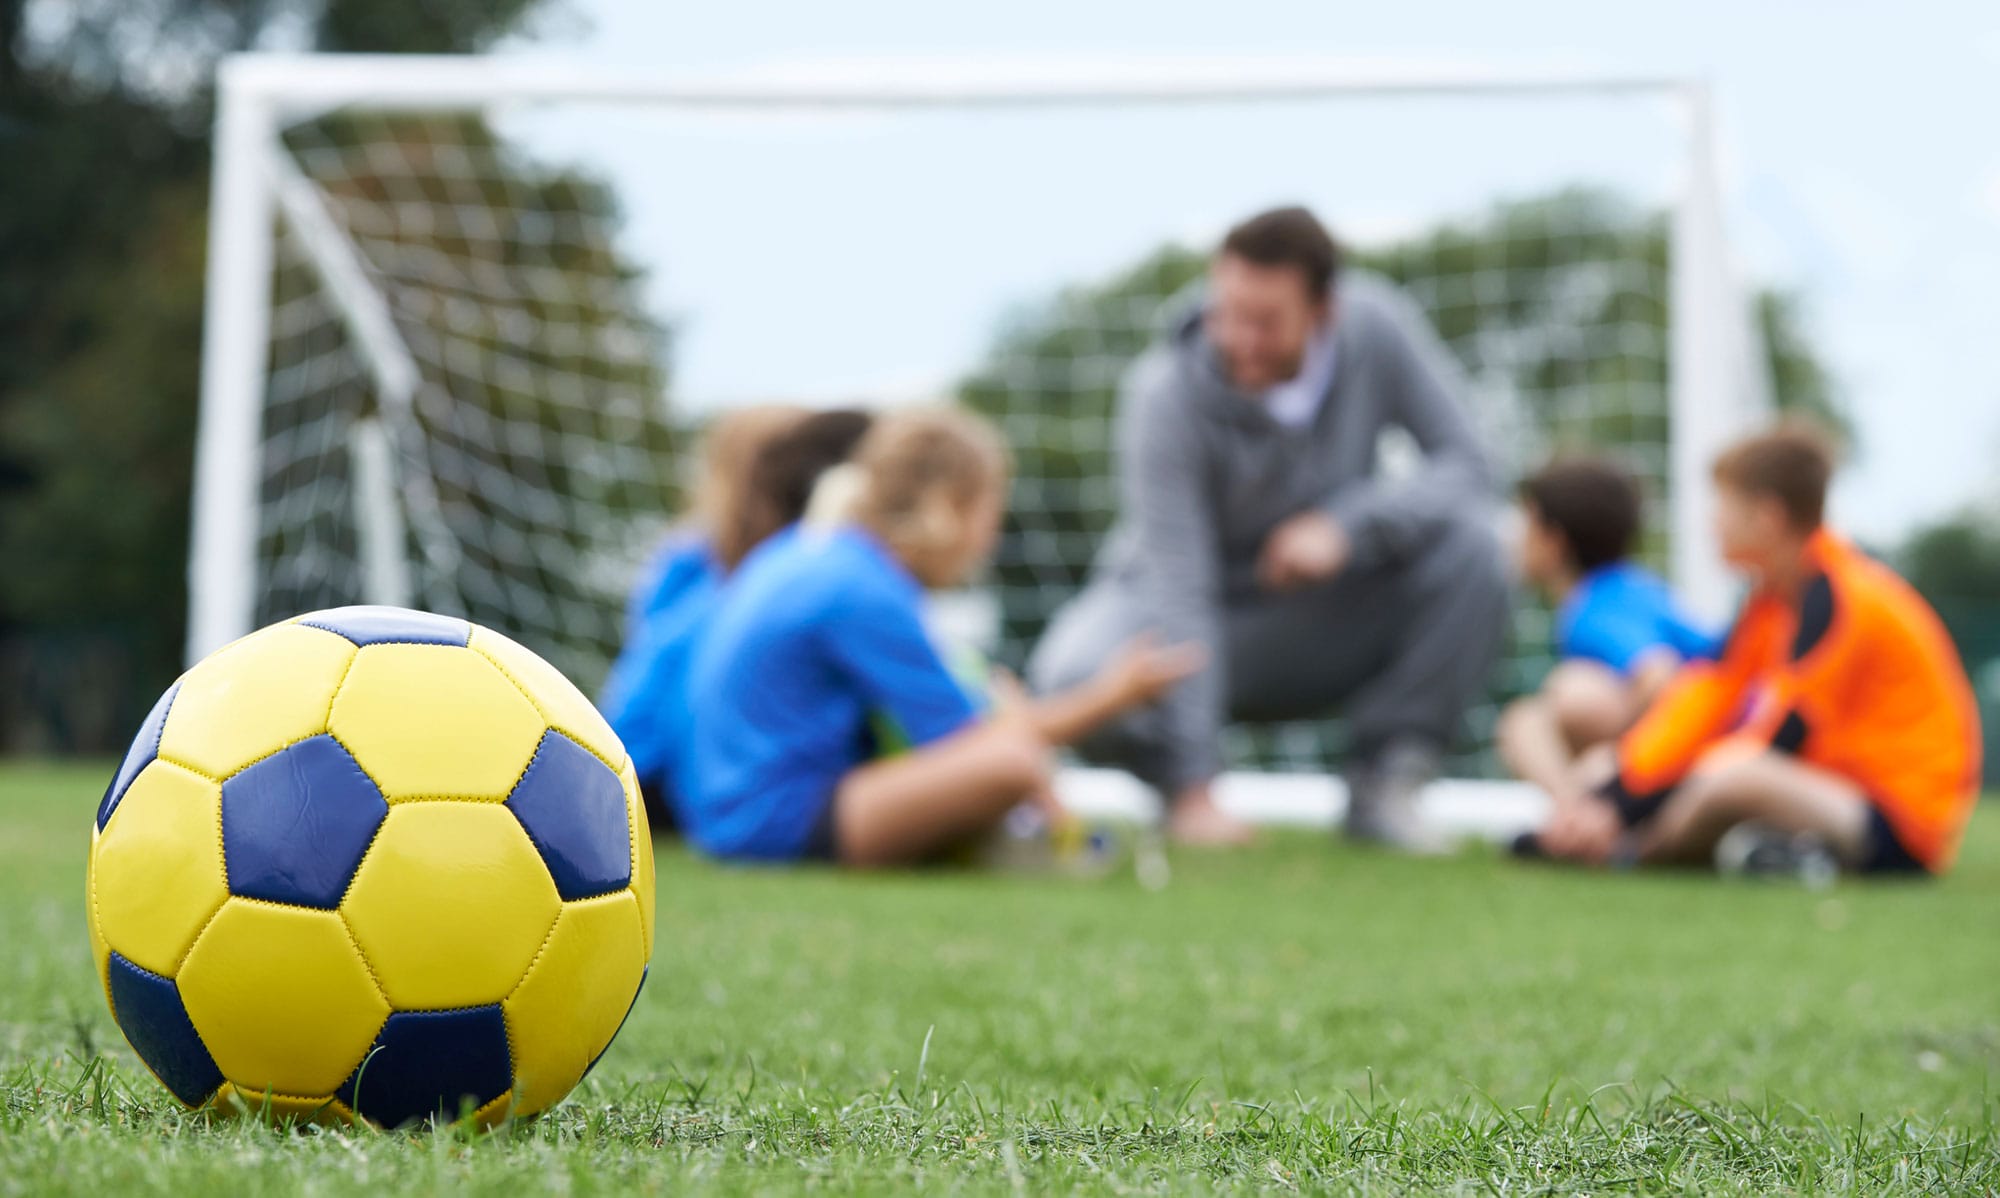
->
[191,54,1771,808]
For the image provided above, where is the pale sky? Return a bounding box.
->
[494,0,2000,542]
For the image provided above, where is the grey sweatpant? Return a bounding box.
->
[1029,509,1508,796]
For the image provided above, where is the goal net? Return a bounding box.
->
[193,57,1769,777]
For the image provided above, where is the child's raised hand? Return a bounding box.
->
[985,667,1039,727]
[1100,632,1207,708]
[1015,634,1205,749]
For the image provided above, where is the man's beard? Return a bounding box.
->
[1227,348,1306,392]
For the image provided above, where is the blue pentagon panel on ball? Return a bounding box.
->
[299,605,472,648]
[105,951,225,1108]
[339,1005,513,1128]
[97,680,182,832]
[506,730,633,901]
[222,734,387,908]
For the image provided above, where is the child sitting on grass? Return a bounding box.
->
[601,406,871,827]
[1528,423,1982,875]
[1498,457,1717,829]
[679,407,1203,867]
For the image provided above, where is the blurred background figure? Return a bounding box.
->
[1030,207,1506,851]
[677,407,1202,867]
[601,404,882,830]
[1521,423,1982,877]
[1498,457,1718,831]
[619,404,801,636]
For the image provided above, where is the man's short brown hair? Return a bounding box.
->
[1518,457,1642,572]
[1219,206,1341,298]
[1711,421,1837,531]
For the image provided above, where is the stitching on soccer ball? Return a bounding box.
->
[319,642,363,741]
[500,905,564,1075]
[334,905,391,1006]
[470,634,625,776]
[170,891,235,978]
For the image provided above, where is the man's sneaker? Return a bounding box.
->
[1342,740,1455,856]
[1714,822,1839,887]
[1508,830,1550,860]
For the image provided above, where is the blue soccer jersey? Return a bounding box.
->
[679,526,979,860]
[599,534,724,802]
[621,530,717,636]
[1556,561,1719,675]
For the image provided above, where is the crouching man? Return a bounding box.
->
[1031,206,1506,850]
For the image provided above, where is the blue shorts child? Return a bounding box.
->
[678,525,978,862]
[1557,561,1719,675]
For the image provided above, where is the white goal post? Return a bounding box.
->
[190,54,1771,774]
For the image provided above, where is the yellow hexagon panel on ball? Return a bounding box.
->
[503,889,647,1114]
[85,605,654,1127]
[155,623,356,779]
[178,900,391,1098]
[330,643,545,800]
[342,802,562,1011]
[90,760,228,979]
[471,625,626,769]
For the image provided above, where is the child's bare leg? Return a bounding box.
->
[1530,743,1625,862]
[1637,750,1871,866]
[1497,695,1581,802]
[833,721,1051,868]
[1570,742,1618,792]
[1500,661,1634,811]
[1544,660,1638,749]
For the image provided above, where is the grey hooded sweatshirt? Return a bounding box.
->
[1088,270,1495,787]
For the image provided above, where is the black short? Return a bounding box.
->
[800,793,843,862]
[1858,805,1929,876]
[1609,774,1933,878]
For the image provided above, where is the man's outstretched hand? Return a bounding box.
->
[1099,632,1207,709]
[1256,510,1351,593]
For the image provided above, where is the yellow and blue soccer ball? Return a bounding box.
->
[85,606,655,1126]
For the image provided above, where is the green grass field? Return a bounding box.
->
[3,760,1996,1194]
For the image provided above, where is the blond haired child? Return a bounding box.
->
[680,408,1201,866]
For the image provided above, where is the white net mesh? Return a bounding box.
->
[261,112,677,687]
[250,90,1710,774]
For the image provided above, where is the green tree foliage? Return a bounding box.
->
[1901,506,2000,602]
[1896,504,2000,784]
[318,0,550,55]
[0,0,638,750]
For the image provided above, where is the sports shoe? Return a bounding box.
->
[1713,822,1839,888]
[1508,830,1550,860]
[1342,740,1455,856]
